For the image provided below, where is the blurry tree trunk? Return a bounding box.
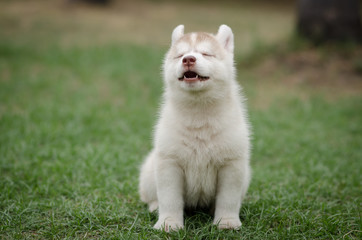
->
[297,0,362,43]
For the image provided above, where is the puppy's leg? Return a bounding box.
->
[139,151,158,212]
[154,158,184,232]
[213,160,250,229]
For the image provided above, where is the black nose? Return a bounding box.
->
[182,56,196,66]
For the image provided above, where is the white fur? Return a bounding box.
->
[139,25,251,231]
[171,25,184,45]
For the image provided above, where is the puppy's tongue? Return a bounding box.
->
[184,71,199,82]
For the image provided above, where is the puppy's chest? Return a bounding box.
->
[180,125,220,207]
[178,122,224,164]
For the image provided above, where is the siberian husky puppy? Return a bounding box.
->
[139,25,251,231]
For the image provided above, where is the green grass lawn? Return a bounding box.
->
[1,1,361,239]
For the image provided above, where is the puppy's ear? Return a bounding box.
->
[172,25,184,45]
[216,25,234,53]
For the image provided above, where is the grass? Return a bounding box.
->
[1,1,361,239]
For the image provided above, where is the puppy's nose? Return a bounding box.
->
[182,56,196,67]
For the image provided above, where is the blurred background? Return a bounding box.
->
[1,0,361,103]
[0,0,361,238]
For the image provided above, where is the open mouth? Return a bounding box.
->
[178,71,210,82]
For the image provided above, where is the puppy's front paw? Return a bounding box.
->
[154,217,184,232]
[214,217,242,230]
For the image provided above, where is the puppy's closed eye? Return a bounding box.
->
[201,53,215,57]
[174,54,184,59]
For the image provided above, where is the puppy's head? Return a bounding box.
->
[163,25,236,101]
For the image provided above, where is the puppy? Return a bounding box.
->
[139,25,251,231]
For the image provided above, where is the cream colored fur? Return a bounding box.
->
[139,25,251,231]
